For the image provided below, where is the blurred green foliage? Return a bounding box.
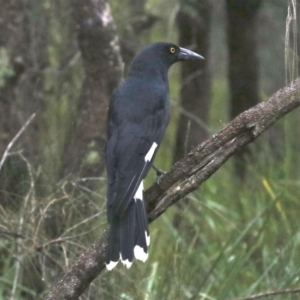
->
[0,0,300,299]
[0,49,14,87]
[39,2,84,186]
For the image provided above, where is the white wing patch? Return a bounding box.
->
[134,245,148,262]
[145,231,150,246]
[145,142,158,162]
[134,181,144,201]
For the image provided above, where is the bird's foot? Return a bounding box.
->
[152,165,167,184]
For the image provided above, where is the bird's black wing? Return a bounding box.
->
[106,105,169,220]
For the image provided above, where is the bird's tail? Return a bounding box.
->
[106,198,150,271]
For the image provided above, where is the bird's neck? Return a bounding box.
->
[128,61,169,84]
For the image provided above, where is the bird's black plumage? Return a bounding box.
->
[105,42,203,270]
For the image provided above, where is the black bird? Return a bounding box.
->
[105,42,203,270]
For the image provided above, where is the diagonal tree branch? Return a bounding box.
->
[45,78,300,300]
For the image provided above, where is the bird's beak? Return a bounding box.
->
[178,47,204,61]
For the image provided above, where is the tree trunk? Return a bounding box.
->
[0,0,48,209]
[226,0,261,179]
[173,0,212,163]
[60,0,123,178]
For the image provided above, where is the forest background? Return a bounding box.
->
[0,0,300,299]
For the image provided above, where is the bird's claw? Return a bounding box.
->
[152,165,167,184]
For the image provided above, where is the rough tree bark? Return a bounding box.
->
[173,0,212,163]
[0,0,47,154]
[226,0,261,179]
[45,78,300,300]
[60,0,123,178]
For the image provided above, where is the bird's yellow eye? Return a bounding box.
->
[170,47,176,54]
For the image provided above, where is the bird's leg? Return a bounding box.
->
[152,165,167,184]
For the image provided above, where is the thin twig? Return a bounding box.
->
[72,177,106,182]
[9,154,35,300]
[34,237,71,251]
[60,212,101,237]
[0,230,24,239]
[0,113,36,172]
[184,120,191,156]
[171,99,212,133]
[228,287,300,300]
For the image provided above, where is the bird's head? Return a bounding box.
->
[129,42,204,75]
